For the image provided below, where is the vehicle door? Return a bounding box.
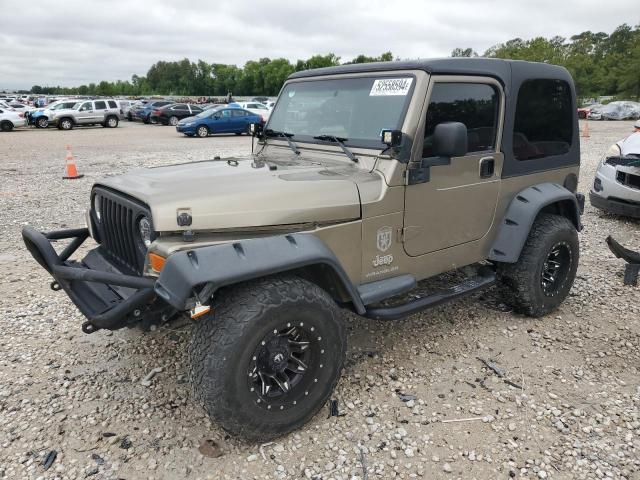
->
[403,77,504,256]
[172,104,188,119]
[93,100,107,123]
[215,109,233,132]
[75,101,94,124]
[231,108,250,131]
[107,100,119,117]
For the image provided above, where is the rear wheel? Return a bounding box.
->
[188,276,346,441]
[169,116,179,126]
[0,121,14,132]
[196,125,209,138]
[36,117,49,128]
[497,213,579,317]
[105,116,118,128]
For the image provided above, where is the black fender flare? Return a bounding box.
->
[488,182,582,263]
[154,233,366,314]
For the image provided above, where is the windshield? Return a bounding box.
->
[267,76,414,148]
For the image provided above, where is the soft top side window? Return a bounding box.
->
[513,79,572,161]
[423,82,500,158]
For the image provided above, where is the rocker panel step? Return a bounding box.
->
[362,272,496,320]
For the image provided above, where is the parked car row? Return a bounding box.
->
[0,96,276,133]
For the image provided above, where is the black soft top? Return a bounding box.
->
[288,58,573,94]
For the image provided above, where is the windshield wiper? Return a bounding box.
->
[264,129,300,155]
[313,135,358,163]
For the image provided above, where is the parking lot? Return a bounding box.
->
[0,121,638,479]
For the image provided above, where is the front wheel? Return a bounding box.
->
[36,117,49,128]
[497,213,579,317]
[188,276,346,441]
[58,118,73,130]
[169,116,179,126]
[196,125,209,138]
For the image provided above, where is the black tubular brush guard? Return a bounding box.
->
[22,226,157,333]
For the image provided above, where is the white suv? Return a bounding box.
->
[237,101,271,121]
[590,125,640,218]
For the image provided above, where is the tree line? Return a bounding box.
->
[453,23,640,100]
[29,23,639,100]
[29,52,393,97]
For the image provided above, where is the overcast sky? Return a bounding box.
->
[0,0,634,90]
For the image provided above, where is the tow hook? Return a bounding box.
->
[81,321,100,334]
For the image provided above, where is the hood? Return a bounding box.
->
[97,155,378,231]
[178,115,197,124]
[618,132,640,156]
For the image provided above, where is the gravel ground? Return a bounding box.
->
[0,121,638,480]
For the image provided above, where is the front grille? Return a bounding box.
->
[616,171,640,191]
[93,187,151,274]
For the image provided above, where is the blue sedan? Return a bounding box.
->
[176,107,262,137]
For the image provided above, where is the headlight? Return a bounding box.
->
[93,195,101,221]
[602,144,621,165]
[138,216,152,248]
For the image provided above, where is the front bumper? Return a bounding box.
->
[591,160,640,218]
[590,192,640,218]
[22,226,158,333]
[176,124,196,134]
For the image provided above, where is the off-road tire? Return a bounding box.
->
[497,213,579,317]
[0,121,14,132]
[188,275,346,441]
[58,118,73,130]
[196,125,209,138]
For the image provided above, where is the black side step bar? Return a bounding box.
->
[363,272,496,320]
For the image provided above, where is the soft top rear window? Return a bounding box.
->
[513,79,573,161]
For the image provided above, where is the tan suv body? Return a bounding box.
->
[23,58,583,441]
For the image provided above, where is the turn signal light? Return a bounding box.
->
[148,252,166,272]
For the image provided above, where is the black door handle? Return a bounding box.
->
[479,157,495,178]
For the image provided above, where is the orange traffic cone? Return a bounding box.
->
[581,120,590,138]
[63,145,83,179]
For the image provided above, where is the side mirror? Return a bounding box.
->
[433,122,467,157]
[381,129,402,147]
[250,122,263,137]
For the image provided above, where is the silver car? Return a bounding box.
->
[50,99,121,130]
[590,122,640,218]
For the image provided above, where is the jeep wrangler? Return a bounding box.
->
[23,58,584,441]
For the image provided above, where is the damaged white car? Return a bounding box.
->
[590,121,640,218]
